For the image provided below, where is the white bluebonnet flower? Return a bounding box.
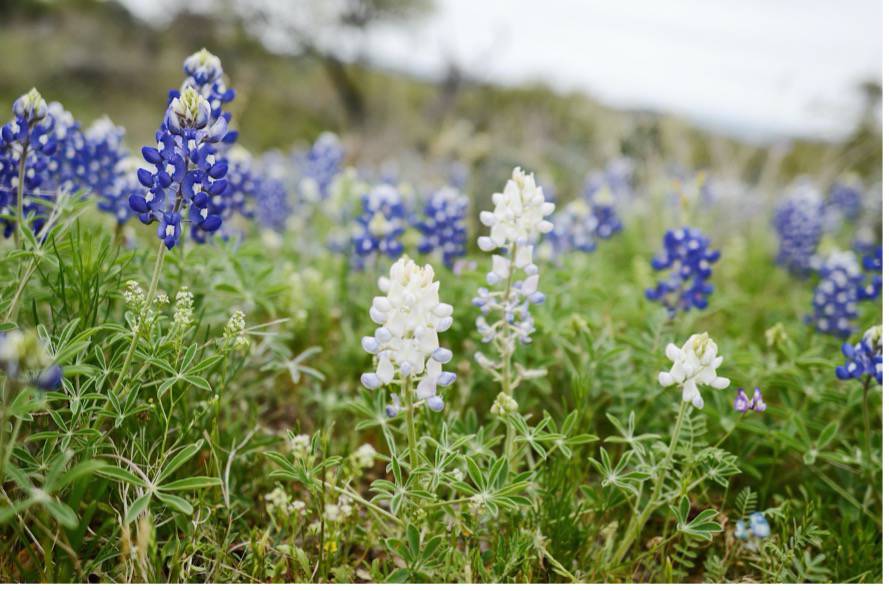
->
[836,325,882,385]
[807,251,861,338]
[477,167,554,251]
[129,49,236,249]
[296,132,344,202]
[734,387,766,413]
[416,185,469,269]
[352,183,406,267]
[474,168,554,413]
[360,257,456,414]
[658,333,730,409]
[773,180,823,276]
[645,227,720,315]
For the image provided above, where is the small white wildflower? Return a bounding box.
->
[224,309,250,350]
[123,280,146,311]
[490,392,519,416]
[173,288,194,329]
[324,503,341,522]
[658,332,730,409]
[264,487,291,512]
[352,443,376,469]
[289,433,311,458]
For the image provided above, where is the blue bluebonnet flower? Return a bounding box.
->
[546,180,623,258]
[297,132,343,202]
[825,177,862,227]
[773,181,823,276]
[0,328,63,391]
[352,183,406,266]
[857,243,882,301]
[129,49,235,249]
[45,101,90,191]
[0,89,59,237]
[584,158,635,201]
[97,157,142,226]
[416,185,469,269]
[807,251,861,338]
[734,387,766,413]
[81,116,135,224]
[644,227,720,315]
[836,325,882,385]
[735,512,770,542]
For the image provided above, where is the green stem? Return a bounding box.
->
[109,240,166,397]
[612,399,688,565]
[861,375,872,468]
[403,378,419,468]
[15,139,29,248]
[499,245,518,468]
[3,257,37,323]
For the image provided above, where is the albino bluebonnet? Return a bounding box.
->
[836,325,882,385]
[735,512,770,542]
[474,167,554,413]
[857,243,882,301]
[297,132,344,202]
[129,49,236,249]
[658,333,730,409]
[416,185,469,269]
[807,251,861,338]
[773,181,823,276]
[359,257,456,415]
[645,227,720,315]
[734,387,766,413]
[0,89,55,237]
[352,183,406,266]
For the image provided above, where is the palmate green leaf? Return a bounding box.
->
[156,491,193,514]
[98,465,147,487]
[159,476,221,492]
[44,498,78,529]
[125,493,152,524]
[681,509,723,540]
[157,441,204,484]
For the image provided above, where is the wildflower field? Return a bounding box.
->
[0,42,883,584]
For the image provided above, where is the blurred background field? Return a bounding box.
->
[0,0,881,202]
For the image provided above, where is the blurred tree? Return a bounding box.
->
[228,0,433,126]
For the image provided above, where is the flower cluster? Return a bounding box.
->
[129,49,236,249]
[807,251,861,338]
[836,325,882,385]
[416,185,469,269]
[223,309,250,351]
[474,168,553,413]
[857,243,882,301]
[0,328,63,391]
[0,89,59,237]
[735,512,770,542]
[825,177,862,226]
[545,183,622,258]
[734,387,766,413]
[360,257,456,415]
[297,132,344,202]
[773,181,823,276]
[658,333,730,409]
[352,183,406,266]
[644,227,720,315]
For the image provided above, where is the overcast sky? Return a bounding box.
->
[123,0,882,142]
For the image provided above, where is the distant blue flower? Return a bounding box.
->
[735,512,770,542]
[254,176,290,232]
[857,243,882,301]
[545,181,623,259]
[825,178,862,227]
[297,132,343,202]
[807,251,861,338]
[352,183,406,266]
[773,181,823,276]
[416,186,468,269]
[836,326,882,385]
[645,227,720,315]
[734,387,766,413]
[129,49,235,249]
